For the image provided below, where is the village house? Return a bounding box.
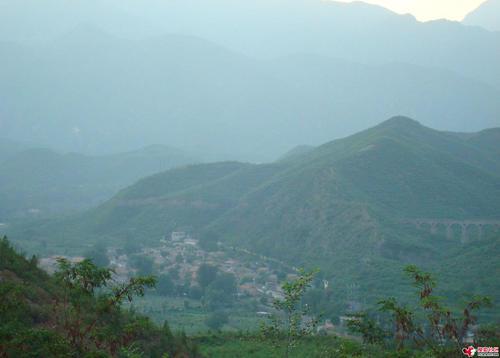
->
[171,231,188,241]
[317,319,335,334]
[239,283,260,297]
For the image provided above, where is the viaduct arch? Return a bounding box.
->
[402,219,500,243]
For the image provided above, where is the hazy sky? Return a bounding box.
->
[335,0,488,21]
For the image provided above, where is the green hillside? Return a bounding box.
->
[0,236,200,357]
[8,117,500,317]
[0,145,197,220]
[6,234,487,357]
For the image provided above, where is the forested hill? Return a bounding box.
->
[0,144,197,220]
[9,117,500,315]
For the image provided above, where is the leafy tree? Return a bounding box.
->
[205,287,232,310]
[176,277,192,296]
[4,328,72,357]
[204,272,237,309]
[53,258,156,355]
[210,272,237,295]
[198,230,219,252]
[196,264,218,290]
[131,255,154,276]
[205,311,229,331]
[302,288,323,313]
[156,274,175,296]
[188,285,203,300]
[476,324,500,347]
[346,312,387,345]
[261,269,319,358]
[84,242,110,267]
[0,236,201,357]
[348,265,492,356]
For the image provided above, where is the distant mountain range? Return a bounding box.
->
[1,29,499,162]
[10,117,500,315]
[463,0,500,32]
[1,0,499,87]
[0,143,198,220]
[0,0,499,161]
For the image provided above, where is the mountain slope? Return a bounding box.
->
[0,145,197,220]
[0,138,31,163]
[278,145,316,161]
[204,117,500,283]
[0,237,198,356]
[1,31,499,161]
[463,0,500,32]
[10,117,500,313]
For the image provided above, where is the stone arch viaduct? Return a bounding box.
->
[402,219,500,242]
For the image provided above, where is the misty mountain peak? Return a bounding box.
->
[377,116,422,130]
[462,0,500,32]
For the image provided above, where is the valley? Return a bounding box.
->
[0,144,198,220]
[5,117,500,327]
[37,230,304,334]
[1,1,499,354]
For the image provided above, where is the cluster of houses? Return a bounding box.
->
[37,231,295,304]
[38,231,347,333]
[36,233,483,339]
[36,231,306,308]
[157,231,289,301]
[38,255,85,274]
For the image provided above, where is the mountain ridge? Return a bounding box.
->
[463,0,500,32]
[0,145,198,220]
[7,117,500,315]
[2,31,499,161]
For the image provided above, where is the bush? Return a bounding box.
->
[156,274,175,296]
[131,255,154,276]
[205,311,229,331]
[197,264,218,290]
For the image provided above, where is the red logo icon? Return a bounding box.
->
[463,346,476,357]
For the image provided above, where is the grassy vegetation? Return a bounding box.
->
[128,296,263,334]
[196,335,372,358]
